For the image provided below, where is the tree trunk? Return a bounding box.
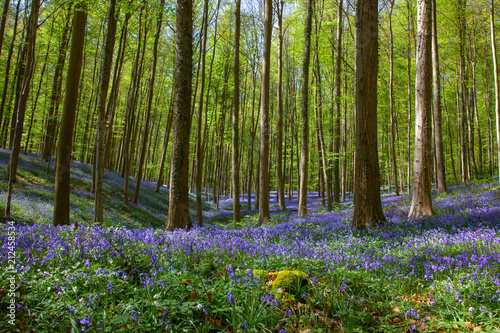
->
[332,0,343,205]
[123,5,146,205]
[431,0,446,193]
[42,3,72,161]
[276,0,286,211]
[0,0,10,60]
[388,0,400,196]
[352,0,386,228]
[0,0,20,147]
[491,0,500,181]
[298,0,313,217]
[104,12,131,169]
[94,0,117,223]
[231,0,241,222]
[458,0,468,184]
[443,92,457,182]
[257,0,272,225]
[155,94,174,192]
[53,3,86,226]
[406,0,414,194]
[5,0,39,217]
[166,0,193,231]
[133,0,164,204]
[409,0,434,217]
[25,19,54,154]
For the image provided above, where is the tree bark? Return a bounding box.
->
[5,0,39,217]
[0,0,10,60]
[431,0,446,193]
[352,0,386,228]
[409,0,434,217]
[276,0,286,211]
[406,0,413,194]
[333,0,342,205]
[166,0,193,231]
[231,0,241,222]
[123,5,146,205]
[257,0,272,225]
[194,0,209,225]
[298,0,313,217]
[133,0,164,204]
[104,12,131,170]
[155,95,174,192]
[25,20,54,154]
[41,3,72,161]
[491,0,500,181]
[388,0,400,196]
[0,0,20,146]
[53,3,87,226]
[94,0,117,223]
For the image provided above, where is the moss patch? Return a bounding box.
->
[271,270,308,298]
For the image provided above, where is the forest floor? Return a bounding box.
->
[0,150,500,332]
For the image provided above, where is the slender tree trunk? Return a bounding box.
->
[94,0,117,223]
[409,0,434,217]
[257,0,273,225]
[41,3,72,161]
[491,0,500,181]
[123,5,145,205]
[333,0,342,205]
[458,0,469,184]
[155,94,174,192]
[298,0,313,217]
[194,0,209,225]
[276,0,286,211]
[406,0,413,194]
[388,0,399,196]
[8,31,26,150]
[352,0,386,228]
[53,3,86,226]
[25,20,54,154]
[484,43,494,177]
[5,0,39,217]
[0,0,10,60]
[0,0,20,145]
[166,0,193,231]
[231,0,241,222]
[104,12,131,169]
[133,0,164,204]
[432,0,446,193]
[443,92,457,182]
[314,12,331,211]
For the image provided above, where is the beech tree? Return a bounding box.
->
[298,0,313,217]
[94,0,117,223]
[352,0,386,228]
[5,0,39,217]
[53,3,87,226]
[257,0,272,225]
[232,0,241,222]
[133,0,165,204]
[432,0,446,194]
[409,0,434,217]
[276,0,286,211]
[166,0,193,231]
[491,0,500,181]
